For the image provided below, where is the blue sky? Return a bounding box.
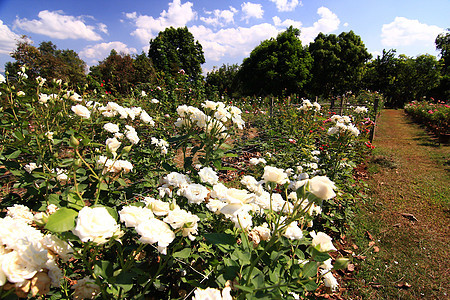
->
[0,0,448,73]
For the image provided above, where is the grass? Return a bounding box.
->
[344,109,450,299]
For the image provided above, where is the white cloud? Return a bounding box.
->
[190,23,278,61]
[98,23,108,34]
[343,22,349,27]
[381,17,442,47]
[80,41,137,64]
[0,20,24,55]
[273,16,302,30]
[370,50,382,59]
[126,0,196,44]
[300,6,340,44]
[14,10,103,41]
[200,6,237,27]
[269,0,301,12]
[241,2,264,23]
[192,6,340,63]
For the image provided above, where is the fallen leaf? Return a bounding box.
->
[366,231,374,240]
[356,255,366,260]
[352,244,359,250]
[368,241,375,247]
[373,246,380,253]
[396,282,412,289]
[401,213,418,222]
[347,264,355,272]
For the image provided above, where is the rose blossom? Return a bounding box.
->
[135,218,175,254]
[262,166,289,185]
[310,231,337,252]
[71,276,100,299]
[71,105,91,119]
[72,207,121,244]
[103,123,120,133]
[198,167,219,185]
[119,206,153,227]
[308,176,336,200]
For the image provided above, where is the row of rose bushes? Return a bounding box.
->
[0,69,376,299]
[404,100,450,138]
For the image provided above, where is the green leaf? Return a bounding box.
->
[333,257,350,270]
[307,246,332,262]
[45,208,78,232]
[67,192,84,210]
[114,271,134,292]
[173,248,191,259]
[302,279,318,291]
[302,261,318,278]
[93,260,113,279]
[204,233,236,245]
[234,284,254,293]
[6,150,21,159]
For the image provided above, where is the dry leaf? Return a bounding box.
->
[396,282,412,289]
[368,241,375,247]
[401,213,418,221]
[373,246,380,253]
[366,231,374,240]
[347,264,355,272]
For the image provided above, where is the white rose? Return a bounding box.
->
[103,123,119,133]
[106,137,121,154]
[125,130,140,145]
[310,231,337,252]
[182,183,209,204]
[283,221,303,240]
[198,167,219,185]
[321,270,339,291]
[262,166,289,185]
[39,93,49,104]
[151,98,159,104]
[71,105,91,119]
[135,218,175,254]
[42,235,73,262]
[119,206,153,227]
[2,251,37,283]
[192,288,222,300]
[144,198,171,216]
[308,176,336,200]
[163,209,200,241]
[72,207,121,244]
[140,110,154,125]
[71,276,100,300]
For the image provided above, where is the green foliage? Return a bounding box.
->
[205,64,241,99]
[148,26,205,81]
[7,39,87,90]
[89,50,136,95]
[308,31,371,100]
[365,51,441,107]
[238,26,312,96]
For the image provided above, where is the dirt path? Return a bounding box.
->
[349,109,449,299]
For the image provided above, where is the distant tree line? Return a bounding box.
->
[5,27,449,107]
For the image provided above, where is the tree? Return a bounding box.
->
[89,50,136,95]
[364,49,399,102]
[308,31,371,101]
[6,40,87,89]
[148,27,205,81]
[435,29,450,73]
[434,29,450,100]
[133,52,157,85]
[205,64,241,98]
[238,26,312,96]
